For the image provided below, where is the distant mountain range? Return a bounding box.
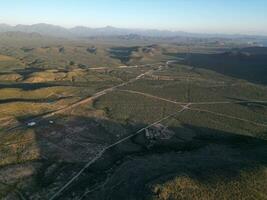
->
[0,23,267,40]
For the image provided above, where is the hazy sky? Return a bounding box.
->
[1,0,267,35]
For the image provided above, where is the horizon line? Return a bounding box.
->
[1,22,267,37]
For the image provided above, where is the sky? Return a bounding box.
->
[1,0,267,35]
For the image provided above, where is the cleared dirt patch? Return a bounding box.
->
[0,55,15,62]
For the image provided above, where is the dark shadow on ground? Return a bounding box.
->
[227,97,267,114]
[0,82,63,90]
[15,67,44,77]
[108,46,140,64]
[0,96,73,105]
[6,115,263,200]
[165,47,267,85]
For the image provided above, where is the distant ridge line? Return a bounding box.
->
[1,23,267,38]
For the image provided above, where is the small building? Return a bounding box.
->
[27,122,36,127]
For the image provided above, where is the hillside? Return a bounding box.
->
[168,47,267,85]
[0,36,266,200]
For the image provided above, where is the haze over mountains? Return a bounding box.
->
[1,23,267,39]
